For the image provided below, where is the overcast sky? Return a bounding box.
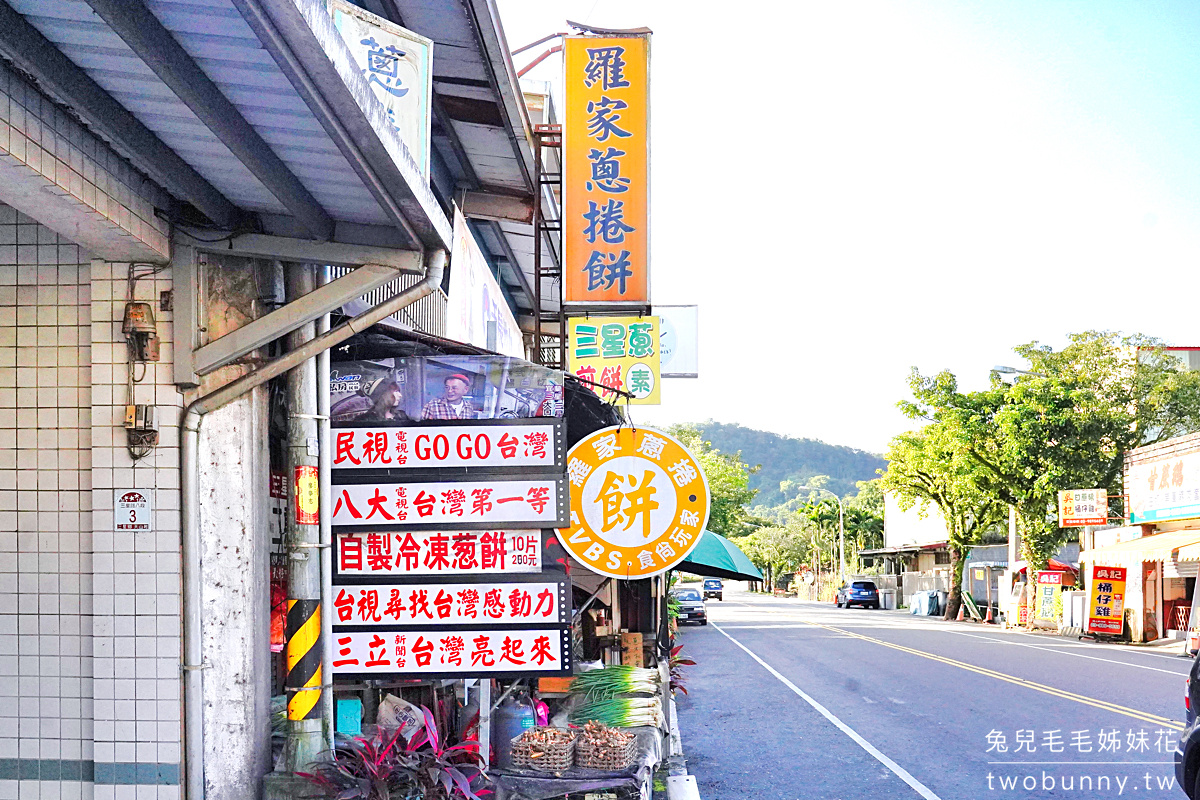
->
[497,1,1200,454]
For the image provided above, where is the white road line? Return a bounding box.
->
[944,630,1190,676]
[712,622,942,800]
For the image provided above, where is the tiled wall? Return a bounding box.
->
[0,205,94,799]
[89,258,181,800]
[0,204,183,800]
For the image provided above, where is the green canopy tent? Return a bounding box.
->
[677,530,762,581]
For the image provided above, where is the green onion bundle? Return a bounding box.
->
[569,665,660,700]
[570,697,664,728]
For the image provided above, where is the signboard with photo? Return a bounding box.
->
[330,357,564,424]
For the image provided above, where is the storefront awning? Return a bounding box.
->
[678,531,763,581]
[1081,529,1200,564]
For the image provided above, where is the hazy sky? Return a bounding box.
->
[497,1,1200,454]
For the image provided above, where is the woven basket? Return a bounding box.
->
[509,728,576,772]
[575,733,637,771]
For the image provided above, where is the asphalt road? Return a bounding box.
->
[673,585,1193,800]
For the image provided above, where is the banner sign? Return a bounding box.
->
[1087,565,1127,635]
[294,466,319,525]
[1057,489,1107,527]
[1127,451,1200,524]
[1034,571,1062,620]
[331,627,572,677]
[332,580,567,626]
[568,316,659,404]
[332,478,567,529]
[332,421,564,471]
[563,35,650,306]
[330,357,564,425]
[448,208,524,358]
[329,0,433,176]
[336,530,543,577]
[558,426,709,579]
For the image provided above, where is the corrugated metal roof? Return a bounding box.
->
[11,0,390,224]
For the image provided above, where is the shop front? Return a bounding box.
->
[1082,432,1200,642]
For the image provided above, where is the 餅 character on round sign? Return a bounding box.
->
[557,426,709,579]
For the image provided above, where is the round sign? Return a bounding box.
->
[558,426,710,579]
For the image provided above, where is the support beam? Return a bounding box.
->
[0,1,238,228]
[462,190,534,224]
[176,231,425,270]
[488,220,536,310]
[82,0,335,240]
[192,263,416,376]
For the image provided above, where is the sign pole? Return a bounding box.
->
[282,265,325,772]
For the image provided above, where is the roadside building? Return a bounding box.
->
[858,492,952,605]
[1082,431,1200,642]
[0,2,562,799]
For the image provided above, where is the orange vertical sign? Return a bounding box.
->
[563,35,649,306]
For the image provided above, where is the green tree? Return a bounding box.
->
[665,423,758,537]
[882,425,1006,619]
[903,331,1200,576]
[739,524,808,591]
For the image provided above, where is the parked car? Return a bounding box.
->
[671,587,708,625]
[703,578,724,601]
[1175,654,1200,795]
[836,580,880,609]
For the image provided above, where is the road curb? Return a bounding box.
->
[665,695,702,799]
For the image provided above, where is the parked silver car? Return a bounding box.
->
[672,587,708,625]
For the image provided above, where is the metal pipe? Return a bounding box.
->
[180,250,445,800]
[317,268,334,750]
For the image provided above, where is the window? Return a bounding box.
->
[935,551,951,565]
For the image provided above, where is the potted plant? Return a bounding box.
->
[299,705,491,800]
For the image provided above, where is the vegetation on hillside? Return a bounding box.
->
[698,422,885,504]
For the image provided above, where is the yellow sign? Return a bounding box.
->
[558,426,708,579]
[563,36,649,306]
[1086,565,1126,635]
[568,316,659,404]
[294,465,319,525]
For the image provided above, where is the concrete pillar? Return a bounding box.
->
[198,391,272,800]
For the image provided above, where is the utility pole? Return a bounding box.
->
[282,264,324,771]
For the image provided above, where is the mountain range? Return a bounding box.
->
[698,421,887,505]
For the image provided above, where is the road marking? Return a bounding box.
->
[946,630,1190,676]
[798,619,1183,730]
[712,623,943,800]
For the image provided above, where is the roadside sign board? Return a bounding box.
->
[1057,489,1107,527]
[557,426,709,579]
[335,530,542,577]
[332,421,564,471]
[331,627,572,678]
[1086,565,1127,635]
[1035,571,1063,620]
[331,579,568,626]
[563,35,650,306]
[331,478,567,530]
[568,316,660,404]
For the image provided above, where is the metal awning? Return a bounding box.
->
[1,0,451,250]
[1081,529,1200,564]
